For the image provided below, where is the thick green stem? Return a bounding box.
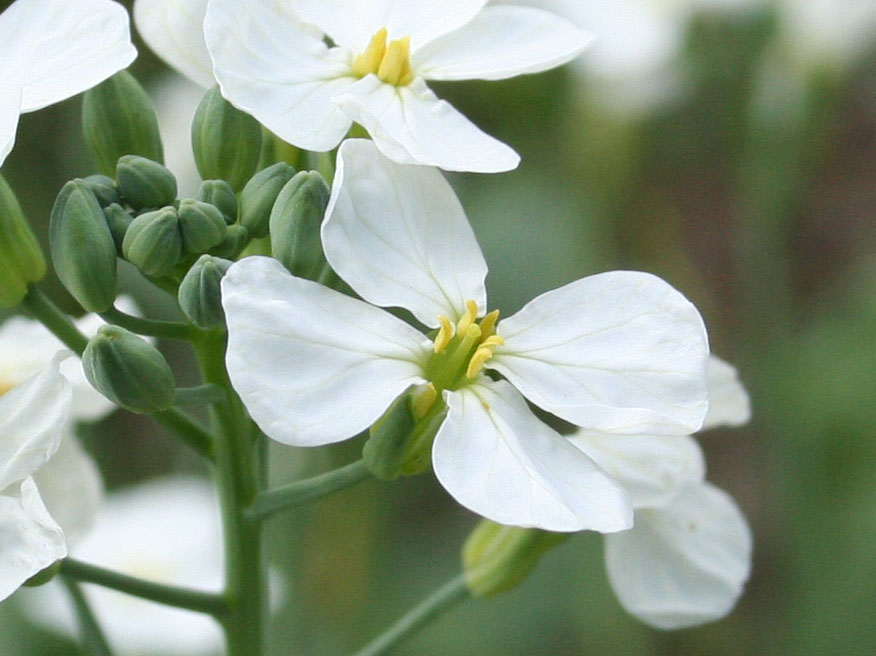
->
[352,575,470,656]
[194,332,266,656]
[249,459,371,520]
[59,575,114,656]
[61,559,228,617]
[100,306,196,340]
[173,384,227,406]
[21,286,88,354]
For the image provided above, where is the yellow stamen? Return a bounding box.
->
[457,299,479,335]
[434,315,455,353]
[378,37,413,86]
[466,347,495,379]
[412,382,438,419]
[481,335,504,349]
[0,379,13,396]
[478,309,500,339]
[352,28,388,77]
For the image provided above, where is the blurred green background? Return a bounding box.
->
[1,1,875,654]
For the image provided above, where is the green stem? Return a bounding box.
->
[100,306,195,340]
[194,332,265,656]
[249,459,371,520]
[21,286,88,354]
[59,575,114,656]
[352,575,470,656]
[61,559,228,617]
[151,407,215,460]
[173,384,227,406]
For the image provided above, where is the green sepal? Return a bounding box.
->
[122,207,182,277]
[23,560,62,588]
[116,155,178,211]
[103,203,134,253]
[0,174,45,307]
[196,179,238,224]
[462,521,569,597]
[82,70,164,176]
[49,180,117,312]
[82,325,175,414]
[81,174,122,208]
[269,171,330,280]
[363,391,417,481]
[191,86,262,191]
[178,199,228,253]
[178,255,233,329]
[239,162,296,238]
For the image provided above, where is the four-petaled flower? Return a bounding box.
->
[222,139,711,532]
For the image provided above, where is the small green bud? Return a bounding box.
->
[178,255,233,329]
[192,86,262,191]
[363,391,417,481]
[0,175,45,307]
[196,179,238,224]
[81,174,122,208]
[178,199,227,254]
[462,521,569,597]
[239,162,296,238]
[122,207,182,277]
[82,325,175,414]
[49,180,117,312]
[116,155,177,211]
[82,70,164,176]
[270,171,330,280]
[23,560,63,587]
[210,224,249,259]
[103,203,134,253]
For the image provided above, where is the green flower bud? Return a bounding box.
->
[178,255,233,329]
[210,224,249,259]
[192,86,262,191]
[363,391,417,481]
[82,325,175,414]
[196,179,238,224]
[238,162,296,238]
[82,70,164,176]
[116,155,177,211]
[462,521,569,598]
[122,207,182,277]
[178,199,227,254]
[81,174,122,208]
[49,180,117,312]
[23,560,62,588]
[0,175,45,307]
[103,203,134,253]
[269,171,330,280]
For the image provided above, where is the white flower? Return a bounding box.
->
[134,0,214,88]
[21,476,225,656]
[0,354,72,602]
[571,355,753,629]
[197,0,591,172]
[222,139,711,532]
[0,0,137,166]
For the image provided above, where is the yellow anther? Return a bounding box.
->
[378,36,413,86]
[352,28,388,78]
[478,309,500,339]
[434,315,455,353]
[412,382,438,419]
[466,347,495,379]
[457,299,479,334]
[0,379,13,396]
[481,335,504,349]
[461,322,482,345]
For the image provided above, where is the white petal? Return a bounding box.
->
[604,482,752,629]
[414,6,592,81]
[290,0,487,52]
[0,354,72,489]
[333,76,520,172]
[703,355,751,430]
[222,256,429,446]
[134,0,214,88]
[205,0,356,152]
[0,84,21,167]
[569,431,705,509]
[490,271,709,435]
[0,0,136,113]
[433,380,632,533]
[0,478,66,602]
[323,139,488,327]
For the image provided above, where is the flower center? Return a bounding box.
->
[352,28,414,86]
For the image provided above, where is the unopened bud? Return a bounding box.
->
[178,255,232,329]
[103,203,134,253]
[81,174,122,209]
[269,171,330,280]
[192,86,262,191]
[239,162,296,238]
[0,175,45,307]
[196,179,237,224]
[178,199,227,254]
[49,180,117,312]
[82,325,175,414]
[363,391,417,481]
[116,155,177,211]
[122,207,182,277]
[210,224,249,259]
[82,70,164,176]
[462,521,569,597]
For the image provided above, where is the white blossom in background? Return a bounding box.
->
[152,73,207,197]
[572,355,753,629]
[134,0,214,88]
[200,0,591,172]
[222,139,711,532]
[0,355,72,602]
[22,476,225,656]
[0,0,136,166]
